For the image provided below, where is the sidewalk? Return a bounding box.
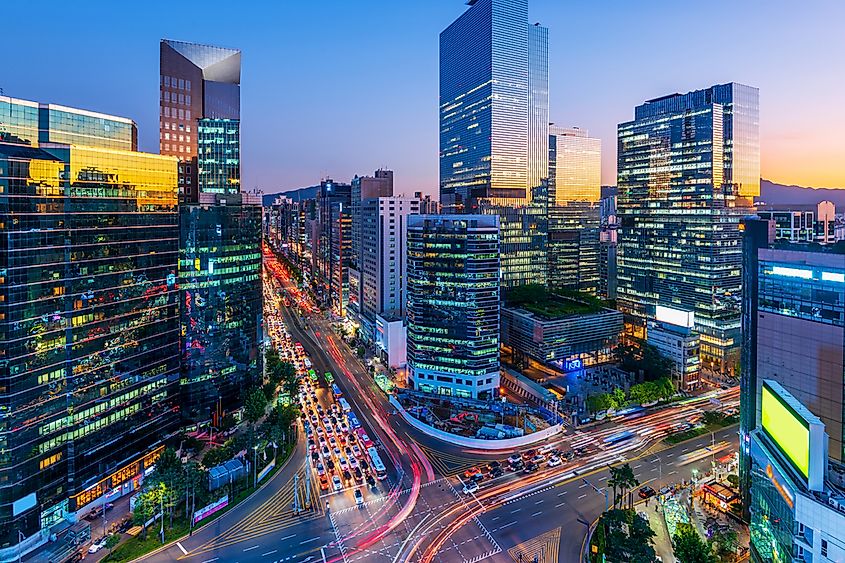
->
[641,501,675,563]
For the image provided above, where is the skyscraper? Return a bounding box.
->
[406,215,501,399]
[0,97,180,555]
[547,126,601,293]
[617,83,759,375]
[160,39,241,202]
[440,0,548,290]
[740,218,845,517]
[161,40,262,424]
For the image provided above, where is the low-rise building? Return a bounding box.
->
[501,291,622,369]
[375,312,407,369]
[646,306,701,391]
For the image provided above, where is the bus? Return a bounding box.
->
[331,384,342,399]
[367,447,387,480]
[338,398,351,413]
[354,428,374,449]
[308,369,318,382]
[603,430,634,445]
[324,372,335,385]
[347,412,361,429]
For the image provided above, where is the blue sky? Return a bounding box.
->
[3,0,844,196]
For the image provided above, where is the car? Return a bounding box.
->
[329,436,337,446]
[510,459,525,471]
[490,467,505,478]
[308,438,316,451]
[538,444,555,455]
[563,451,576,462]
[332,475,343,491]
[352,445,363,458]
[360,459,369,471]
[366,475,376,488]
[507,454,522,465]
[349,457,359,469]
[522,449,537,461]
[117,518,133,533]
[353,467,364,482]
[522,462,539,474]
[333,447,342,457]
[462,481,479,495]
[319,435,327,446]
[638,486,657,499]
[317,463,326,476]
[322,445,330,456]
[342,469,352,481]
[354,488,364,506]
[344,446,353,457]
[311,451,320,463]
[470,472,485,483]
[487,460,501,472]
[339,457,349,471]
[464,466,482,479]
[339,423,349,433]
[530,454,546,465]
[547,455,562,467]
[88,536,108,553]
[326,459,336,471]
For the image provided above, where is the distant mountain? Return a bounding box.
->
[759,179,845,208]
[262,185,319,206]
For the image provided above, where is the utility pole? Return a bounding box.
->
[304,460,312,510]
[293,473,301,514]
[582,478,608,512]
[159,486,165,544]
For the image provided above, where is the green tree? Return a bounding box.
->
[144,447,184,529]
[726,474,739,487]
[673,523,716,563]
[655,377,675,400]
[601,509,658,562]
[586,393,614,413]
[611,387,627,410]
[709,528,738,562]
[220,413,237,432]
[202,445,232,469]
[244,386,269,425]
[105,533,120,554]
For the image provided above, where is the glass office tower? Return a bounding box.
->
[617,83,759,375]
[406,215,501,400]
[160,39,240,202]
[162,39,262,424]
[179,195,262,422]
[440,0,548,290]
[547,127,601,293]
[0,99,180,553]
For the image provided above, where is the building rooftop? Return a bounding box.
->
[505,284,608,319]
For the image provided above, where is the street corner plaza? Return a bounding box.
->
[325,475,500,563]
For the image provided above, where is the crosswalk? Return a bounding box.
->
[184,468,323,557]
[506,527,561,563]
[411,440,486,477]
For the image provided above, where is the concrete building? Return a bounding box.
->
[501,294,622,368]
[375,313,407,369]
[646,307,701,391]
[359,196,420,343]
[756,201,836,245]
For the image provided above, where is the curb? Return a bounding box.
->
[125,432,302,563]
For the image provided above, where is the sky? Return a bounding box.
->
[3,0,844,197]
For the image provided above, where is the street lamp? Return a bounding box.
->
[253,445,259,488]
[582,478,608,512]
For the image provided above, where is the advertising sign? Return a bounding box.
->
[193,495,229,525]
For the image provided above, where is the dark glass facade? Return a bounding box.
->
[179,196,262,422]
[617,83,759,374]
[0,133,180,546]
[406,215,500,400]
[197,118,240,195]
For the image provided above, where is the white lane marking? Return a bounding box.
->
[531,511,543,517]
[579,482,588,489]
[534,500,544,505]
[555,502,567,508]
[281,533,297,541]
[633,464,642,469]
[176,543,188,556]
[263,550,278,556]
[498,521,517,530]
[558,490,568,496]
[300,537,322,545]
[201,559,219,563]
[668,470,677,475]
[578,494,588,500]
[651,467,658,472]
[243,545,260,552]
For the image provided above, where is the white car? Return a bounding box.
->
[462,481,479,495]
[332,475,343,491]
[88,536,108,553]
[547,455,562,467]
[354,488,364,506]
[339,457,349,471]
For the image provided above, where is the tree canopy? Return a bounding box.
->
[673,523,717,563]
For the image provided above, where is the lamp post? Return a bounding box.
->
[582,478,608,512]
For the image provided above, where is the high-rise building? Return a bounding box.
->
[740,218,845,519]
[161,40,262,423]
[160,39,241,202]
[617,83,759,375]
[440,0,548,290]
[359,196,420,343]
[311,180,352,314]
[0,97,180,555]
[547,126,601,293]
[599,186,618,300]
[406,215,500,399]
